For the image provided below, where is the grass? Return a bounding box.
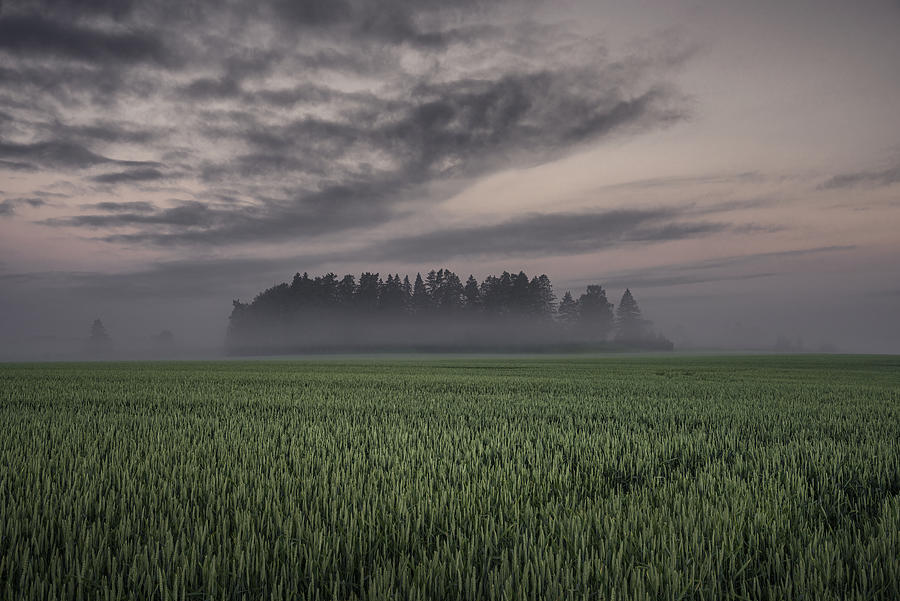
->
[0,354,898,600]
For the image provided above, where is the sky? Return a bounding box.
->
[1,0,899,356]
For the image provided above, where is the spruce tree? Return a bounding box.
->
[557,291,579,326]
[463,275,481,312]
[615,288,647,342]
[411,273,431,314]
[577,285,613,340]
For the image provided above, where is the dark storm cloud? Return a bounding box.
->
[90,168,167,184]
[51,121,163,145]
[0,257,300,300]
[44,201,217,228]
[0,140,160,170]
[4,0,692,249]
[361,209,726,262]
[0,14,171,66]
[49,73,685,246]
[821,162,900,189]
[585,245,858,289]
[93,179,404,245]
[83,201,158,213]
[0,196,47,217]
[0,159,38,172]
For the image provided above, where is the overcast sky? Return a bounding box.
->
[1,0,899,356]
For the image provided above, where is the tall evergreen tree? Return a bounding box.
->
[337,274,356,308]
[432,269,464,313]
[615,288,648,342]
[578,285,613,340]
[402,275,412,299]
[528,274,556,318]
[411,273,431,314]
[511,271,531,314]
[463,275,481,312]
[379,274,407,314]
[356,273,381,312]
[557,291,579,326]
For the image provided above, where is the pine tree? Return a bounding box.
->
[463,275,481,312]
[411,273,431,314]
[402,275,412,299]
[614,288,647,342]
[577,285,613,340]
[557,291,578,326]
[528,274,556,318]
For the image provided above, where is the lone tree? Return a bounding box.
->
[615,289,648,342]
[88,318,111,354]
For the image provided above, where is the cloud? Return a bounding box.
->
[0,196,47,217]
[83,201,158,213]
[90,168,168,184]
[821,163,900,189]
[582,245,858,289]
[0,159,38,172]
[44,201,218,228]
[4,0,693,250]
[0,140,160,170]
[0,14,171,66]
[353,208,727,262]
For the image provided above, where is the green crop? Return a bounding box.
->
[0,355,898,600]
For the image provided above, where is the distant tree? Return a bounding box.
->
[402,275,412,299]
[431,269,464,314]
[337,274,357,309]
[463,275,481,312]
[153,329,175,351]
[356,272,381,312]
[379,274,408,314]
[223,268,675,354]
[88,318,112,354]
[480,271,513,316]
[577,285,613,340]
[411,273,431,314]
[314,273,340,308]
[557,291,579,326]
[291,272,313,306]
[510,271,531,314]
[614,289,648,342]
[528,274,556,319]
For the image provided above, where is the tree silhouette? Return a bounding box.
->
[224,269,672,353]
[577,285,613,340]
[528,274,556,319]
[411,273,431,314]
[88,318,112,354]
[463,275,481,312]
[614,288,648,342]
[557,291,579,326]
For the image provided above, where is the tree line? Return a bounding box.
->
[226,269,673,354]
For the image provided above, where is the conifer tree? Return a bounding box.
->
[557,291,579,326]
[577,285,613,340]
[615,288,647,342]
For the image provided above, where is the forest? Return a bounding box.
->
[226,269,673,354]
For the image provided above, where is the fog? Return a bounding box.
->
[1,0,899,360]
[2,267,898,362]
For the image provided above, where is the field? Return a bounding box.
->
[0,355,898,600]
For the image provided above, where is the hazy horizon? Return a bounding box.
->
[2,0,899,358]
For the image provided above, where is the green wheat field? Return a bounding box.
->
[1,355,898,600]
